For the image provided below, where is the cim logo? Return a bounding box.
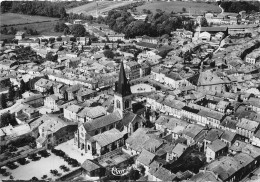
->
[111,167,129,176]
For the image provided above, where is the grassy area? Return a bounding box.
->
[136,1,221,14]
[0,21,62,41]
[67,1,133,15]
[0,13,61,40]
[0,13,58,27]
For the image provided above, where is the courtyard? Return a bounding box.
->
[0,152,76,180]
[131,84,156,94]
[55,139,94,164]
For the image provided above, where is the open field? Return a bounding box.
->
[0,13,58,27]
[67,1,133,15]
[0,13,61,40]
[0,21,62,41]
[136,1,221,14]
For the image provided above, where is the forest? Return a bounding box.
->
[0,1,67,18]
[221,1,260,13]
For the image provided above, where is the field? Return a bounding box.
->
[0,13,58,27]
[67,1,133,15]
[0,21,62,41]
[0,13,62,40]
[136,1,221,14]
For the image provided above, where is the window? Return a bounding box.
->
[88,145,90,150]
[116,100,121,109]
[125,100,130,109]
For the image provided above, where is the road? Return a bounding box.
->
[0,99,24,115]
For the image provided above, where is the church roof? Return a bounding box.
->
[83,111,122,132]
[115,61,132,97]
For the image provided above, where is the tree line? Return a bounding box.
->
[1,26,38,36]
[0,1,67,18]
[106,10,197,38]
[221,1,260,13]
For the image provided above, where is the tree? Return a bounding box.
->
[127,168,140,180]
[138,165,145,175]
[158,49,172,59]
[0,112,17,127]
[31,177,38,181]
[200,17,208,27]
[1,27,8,34]
[63,27,70,35]
[49,86,54,95]
[87,38,92,45]
[103,50,115,59]
[97,16,105,24]
[183,51,192,63]
[71,24,86,37]
[8,84,15,101]
[46,52,57,62]
[0,94,7,109]
[59,7,67,19]
[56,36,62,41]
[16,88,22,99]
[20,79,28,94]
[54,22,68,32]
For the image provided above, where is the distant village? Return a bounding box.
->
[0,4,260,182]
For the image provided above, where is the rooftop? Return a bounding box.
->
[92,128,124,147]
[208,139,227,152]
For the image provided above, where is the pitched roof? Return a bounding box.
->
[142,138,164,153]
[92,128,124,147]
[230,140,247,153]
[81,159,103,172]
[126,128,158,152]
[191,171,222,182]
[236,118,259,132]
[200,27,228,32]
[83,111,121,132]
[77,106,106,119]
[136,149,155,166]
[205,129,224,142]
[172,143,188,157]
[208,139,227,152]
[206,156,243,181]
[221,130,236,142]
[188,71,226,86]
[152,167,177,181]
[65,104,82,113]
[182,124,204,139]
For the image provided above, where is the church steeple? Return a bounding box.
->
[114,61,132,118]
[115,61,132,97]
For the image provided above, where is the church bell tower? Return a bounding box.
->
[114,62,132,118]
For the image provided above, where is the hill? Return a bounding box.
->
[136,1,221,15]
[67,1,133,16]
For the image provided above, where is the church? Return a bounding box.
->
[74,62,145,156]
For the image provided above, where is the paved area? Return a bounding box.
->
[131,83,156,94]
[55,139,93,164]
[0,152,74,180]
